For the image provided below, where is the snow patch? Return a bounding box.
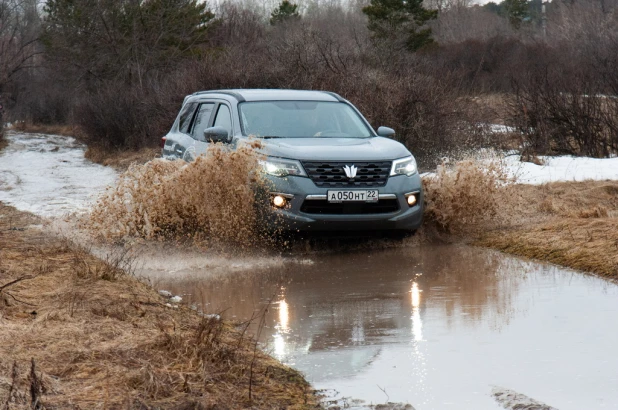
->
[505,155,618,185]
[489,124,517,134]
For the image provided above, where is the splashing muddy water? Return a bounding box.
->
[84,143,268,246]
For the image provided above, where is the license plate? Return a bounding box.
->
[327,190,379,203]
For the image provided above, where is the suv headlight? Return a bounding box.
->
[260,157,307,177]
[390,156,418,176]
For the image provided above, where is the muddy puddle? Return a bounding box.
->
[150,245,618,409]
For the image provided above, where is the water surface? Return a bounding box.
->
[152,245,618,409]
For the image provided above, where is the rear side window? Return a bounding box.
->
[178,102,197,134]
[213,104,232,135]
[192,103,215,140]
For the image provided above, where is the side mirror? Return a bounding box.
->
[377,126,396,137]
[203,126,231,143]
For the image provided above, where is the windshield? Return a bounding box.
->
[239,101,373,138]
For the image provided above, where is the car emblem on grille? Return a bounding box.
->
[343,165,358,179]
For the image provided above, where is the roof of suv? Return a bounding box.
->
[191,89,343,103]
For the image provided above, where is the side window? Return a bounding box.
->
[178,102,197,134]
[191,103,215,140]
[213,104,232,135]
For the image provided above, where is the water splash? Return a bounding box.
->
[83,143,270,247]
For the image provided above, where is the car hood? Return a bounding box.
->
[253,137,411,161]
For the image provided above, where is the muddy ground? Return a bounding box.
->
[0,203,315,409]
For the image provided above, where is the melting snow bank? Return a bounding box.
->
[423,152,618,185]
[504,155,618,185]
[492,387,558,410]
[0,132,117,217]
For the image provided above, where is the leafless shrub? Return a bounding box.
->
[74,85,164,151]
[510,62,618,158]
[433,5,512,44]
[8,76,72,125]
[71,244,135,281]
[427,36,530,93]
[503,0,618,158]
[0,0,41,97]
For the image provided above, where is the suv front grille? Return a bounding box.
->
[302,161,392,188]
[300,199,400,215]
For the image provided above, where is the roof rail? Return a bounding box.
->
[321,91,345,102]
[191,90,246,102]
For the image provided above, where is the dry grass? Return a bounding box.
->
[0,131,7,152]
[421,157,618,278]
[85,145,160,171]
[0,203,315,409]
[474,181,618,278]
[10,122,80,138]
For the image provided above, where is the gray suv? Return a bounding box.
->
[162,89,423,232]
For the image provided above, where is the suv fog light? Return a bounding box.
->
[407,194,417,206]
[272,195,287,208]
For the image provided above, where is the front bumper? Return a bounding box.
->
[261,173,424,231]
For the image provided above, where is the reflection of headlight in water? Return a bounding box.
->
[412,308,423,342]
[411,282,420,308]
[273,333,286,360]
[411,282,423,341]
[273,298,290,360]
[278,299,289,333]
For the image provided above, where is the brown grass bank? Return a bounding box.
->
[10,122,80,138]
[0,203,315,409]
[84,145,160,171]
[9,124,158,170]
[474,181,618,279]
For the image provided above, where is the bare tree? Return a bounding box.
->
[432,4,512,43]
[424,0,472,13]
[0,0,41,94]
